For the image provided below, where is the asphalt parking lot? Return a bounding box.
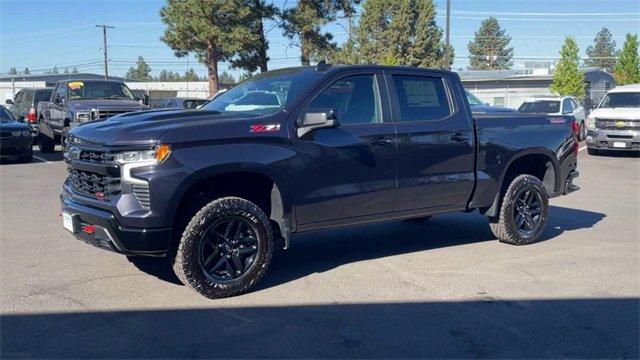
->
[1,145,638,358]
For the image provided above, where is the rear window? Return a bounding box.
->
[392,75,451,122]
[35,90,53,103]
[518,100,561,113]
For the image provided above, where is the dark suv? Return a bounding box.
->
[5,87,53,140]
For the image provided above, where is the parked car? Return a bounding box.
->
[585,84,640,155]
[466,90,518,114]
[61,65,579,299]
[5,87,53,141]
[155,97,207,110]
[518,95,586,140]
[0,105,32,163]
[37,79,146,153]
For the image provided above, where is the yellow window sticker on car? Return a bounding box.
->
[68,81,84,90]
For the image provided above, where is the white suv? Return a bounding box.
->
[585,84,640,155]
[518,95,586,140]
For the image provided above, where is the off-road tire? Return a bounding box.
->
[587,147,598,155]
[489,174,549,245]
[173,197,274,299]
[38,132,55,153]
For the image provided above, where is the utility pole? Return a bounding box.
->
[445,0,451,70]
[95,23,114,79]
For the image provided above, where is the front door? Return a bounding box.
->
[292,72,397,225]
[388,71,476,212]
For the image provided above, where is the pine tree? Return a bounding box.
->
[23,67,30,75]
[71,67,79,74]
[231,0,277,73]
[550,37,585,99]
[125,56,152,81]
[467,17,513,70]
[63,67,70,74]
[161,0,254,95]
[219,71,236,84]
[183,68,199,81]
[614,33,640,85]
[8,67,17,75]
[584,27,618,71]
[351,0,450,68]
[280,0,337,66]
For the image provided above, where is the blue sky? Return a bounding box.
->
[1,0,638,79]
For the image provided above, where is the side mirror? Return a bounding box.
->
[55,94,64,105]
[297,109,339,137]
[5,99,13,105]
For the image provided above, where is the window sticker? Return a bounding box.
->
[403,80,439,107]
[68,81,84,90]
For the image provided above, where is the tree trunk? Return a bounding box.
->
[206,44,219,97]
[300,34,310,66]
[257,18,268,72]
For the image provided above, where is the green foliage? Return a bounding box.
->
[614,33,640,85]
[230,0,277,73]
[125,56,152,81]
[160,0,254,94]
[467,17,513,70]
[8,67,17,75]
[280,0,337,66]
[44,66,59,74]
[219,71,236,84]
[550,37,585,99]
[342,0,450,68]
[71,67,79,74]
[584,27,618,71]
[23,67,30,75]
[183,68,200,81]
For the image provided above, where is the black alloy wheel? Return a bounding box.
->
[198,216,259,281]
[512,187,543,236]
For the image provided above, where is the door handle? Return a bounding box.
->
[451,132,469,142]
[369,137,394,146]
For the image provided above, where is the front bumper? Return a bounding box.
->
[586,129,640,151]
[0,136,32,157]
[61,193,171,256]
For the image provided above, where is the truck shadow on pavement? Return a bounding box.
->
[131,206,605,288]
[1,298,637,358]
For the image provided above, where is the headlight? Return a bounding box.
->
[11,130,20,137]
[587,116,596,130]
[115,145,171,185]
[75,111,92,122]
[11,130,29,137]
[21,130,31,137]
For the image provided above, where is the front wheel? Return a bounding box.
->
[172,197,274,299]
[489,174,549,245]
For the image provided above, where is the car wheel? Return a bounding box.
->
[172,196,274,299]
[38,132,55,153]
[489,174,549,245]
[587,148,598,155]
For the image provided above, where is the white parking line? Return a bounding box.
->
[33,155,54,164]
[579,145,587,152]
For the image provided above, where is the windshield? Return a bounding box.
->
[518,100,560,113]
[202,68,322,116]
[465,90,484,106]
[68,81,136,100]
[183,99,207,109]
[599,92,640,108]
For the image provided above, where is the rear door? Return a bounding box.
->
[292,70,397,225]
[387,70,475,212]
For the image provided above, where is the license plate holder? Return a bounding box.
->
[613,142,627,148]
[63,212,75,233]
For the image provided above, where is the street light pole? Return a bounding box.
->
[95,23,115,79]
[445,0,451,70]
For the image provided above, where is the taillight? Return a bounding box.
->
[27,107,37,123]
[571,121,579,157]
[571,121,580,136]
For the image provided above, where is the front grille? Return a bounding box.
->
[0,131,12,139]
[67,168,121,200]
[596,119,640,131]
[95,109,135,120]
[79,149,116,164]
[132,184,151,210]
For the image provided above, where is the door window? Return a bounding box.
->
[13,91,24,104]
[307,75,382,125]
[392,75,451,122]
[55,84,67,101]
[562,98,574,113]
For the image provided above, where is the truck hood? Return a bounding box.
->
[588,107,640,120]
[68,99,143,111]
[68,109,247,146]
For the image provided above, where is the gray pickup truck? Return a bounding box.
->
[37,79,145,152]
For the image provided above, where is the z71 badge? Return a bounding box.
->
[250,124,281,133]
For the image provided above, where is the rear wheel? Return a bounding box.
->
[38,132,55,153]
[489,174,549,245]
[172,197,274,299]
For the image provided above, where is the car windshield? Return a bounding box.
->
[183,99,207,109]
[599,92,640,108]
[466,90,485,106]
[68,81,136,100]
[518,100,560,113]
[202,68,322,116]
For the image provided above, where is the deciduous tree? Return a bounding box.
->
[614,33,640,85]
[551,37,585,99]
